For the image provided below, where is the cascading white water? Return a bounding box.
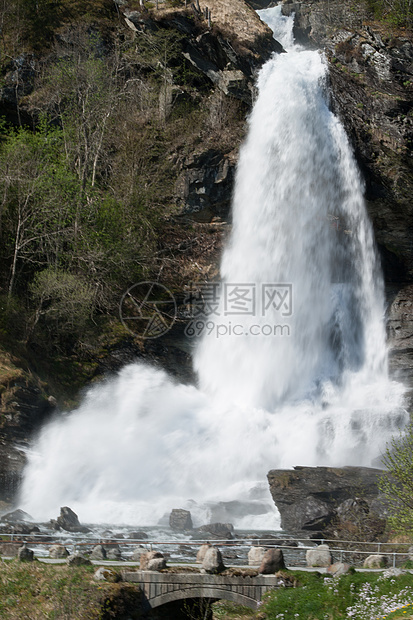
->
[19,6,407,527]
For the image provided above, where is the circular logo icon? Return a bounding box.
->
[119,281,177,339]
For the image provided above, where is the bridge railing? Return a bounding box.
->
[0,534,411,568]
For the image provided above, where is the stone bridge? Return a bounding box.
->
[122,570,281,612]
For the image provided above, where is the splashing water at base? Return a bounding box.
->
[19,6,407,527]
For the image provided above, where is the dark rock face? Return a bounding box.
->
[50,506,90,533]
[176,149,237,221]
[267,466,385,531]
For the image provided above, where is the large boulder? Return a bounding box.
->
[169,509,193,531]
[258,549,286,574]
[196,543,212,563]
[267,466,385,531]
[201,547,225,574]
[363,554,388,568]
[66,553,92,567]
[49,544,69,559]
[50,507,90,533]
[90,545,107,560]
[197,523,234,539]
[131,546,146,562]
[106,544,122,561]
[327,562,352,577]
[17,544,34,562]
[140,551,165,570]
[93,567,120,582]
[306,544,332,567]
[248,546,267,566]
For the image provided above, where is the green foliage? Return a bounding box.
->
[366,0,413,27]
[262,570,413,620]
[379,419,413,535]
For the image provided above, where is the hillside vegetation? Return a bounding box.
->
[0,0,251,398]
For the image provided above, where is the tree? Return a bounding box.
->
[379,419,413,535]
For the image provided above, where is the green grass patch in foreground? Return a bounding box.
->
[0,561,141,619]
[261,570,413,620]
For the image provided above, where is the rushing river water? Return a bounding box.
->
[19,6,406,528]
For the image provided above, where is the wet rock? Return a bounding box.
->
[197,522,234,539]
[169,508,193,531]
[363,554,388,568]
[127,531,148,540]
[18,544,34,562]
[201,546,225,574]
[49,544,69,559]
[306,544,332,567]
[0,509,32,522]
[50,507,90,533]
[258,549,286,574]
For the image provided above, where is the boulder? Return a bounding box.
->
[66,553,92,567]
[128,531,148,540]
[17,544,34,562]
[90,545,107,560]
[248,546,267,566]
[258,549,286,574]
[267,466,385,531]
[140,551,165,570]
[147,557,167,571]
[93,567,120,582]
[201,547,225,574]
[106,544,122,561]
[306,544,332,567]
[198,522,234,539]
[131,546,146,562]
[363,554,388,568]
[0,509,32,522]
[50,507,90,533]
[327,562,352,577]
[49,544,69,559]
[169,509,193,531]
[196,543,212,563]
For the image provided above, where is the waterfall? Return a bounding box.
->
[19,6,406,527]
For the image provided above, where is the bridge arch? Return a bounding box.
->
[150,588,258,610]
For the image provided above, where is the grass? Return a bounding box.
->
[0,560,143,619]
[261,570,413,620]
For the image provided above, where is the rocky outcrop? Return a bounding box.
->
[267,466,386,531]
